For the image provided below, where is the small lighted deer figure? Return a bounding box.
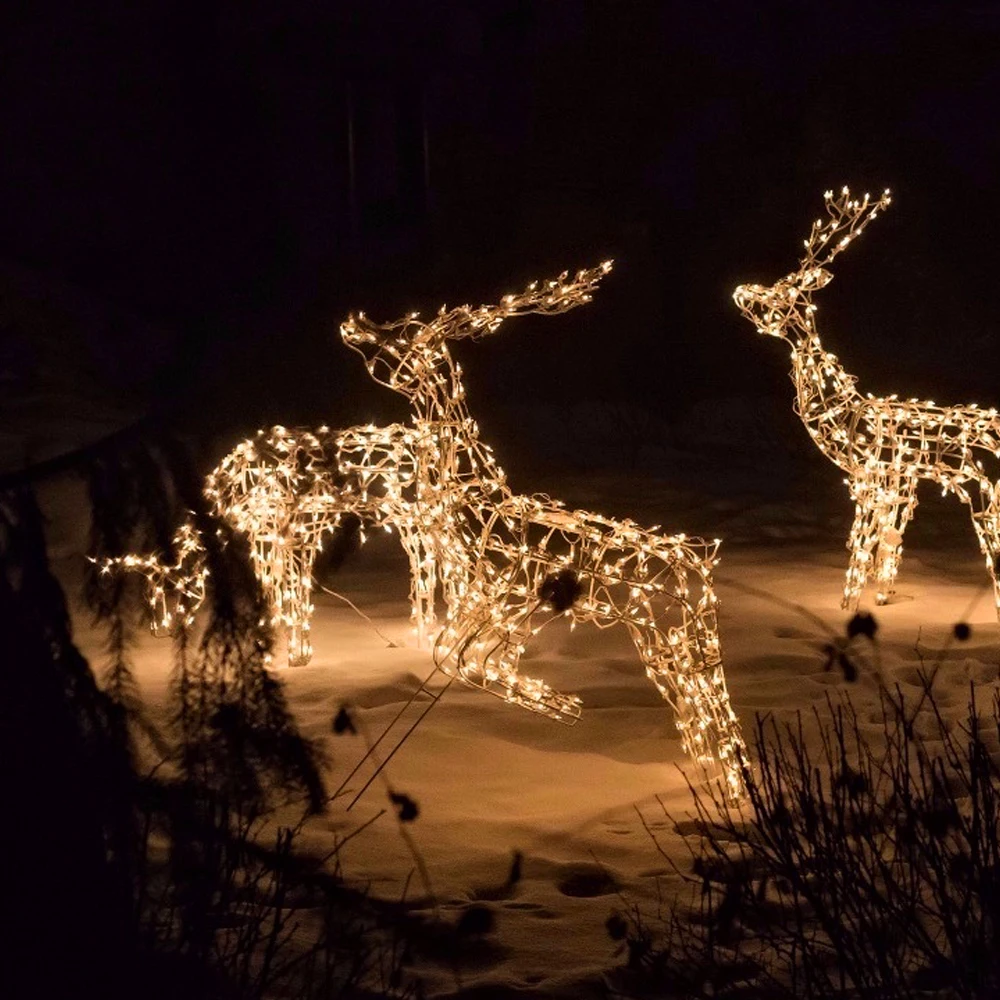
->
[342,263,747,799]
[96,521,209,636]
[734,187,1000,616]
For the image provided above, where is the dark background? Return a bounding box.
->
[2,0,998,470]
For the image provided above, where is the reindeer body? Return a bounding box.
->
[435,494,738,782]
[736,187,1000,614]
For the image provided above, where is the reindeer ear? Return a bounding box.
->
[802,267,834,290]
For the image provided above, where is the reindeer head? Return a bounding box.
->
[340,311,448,403]
[340,261,614,407]
[733,187,891,342]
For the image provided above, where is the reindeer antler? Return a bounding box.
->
[799,186,892,272]
[434,259,614,340]
[341,311,413,344]
[342,261,613,346]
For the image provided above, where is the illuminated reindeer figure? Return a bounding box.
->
[204,423,430,664]
[341,262,747,798]
[734,187,1000,616]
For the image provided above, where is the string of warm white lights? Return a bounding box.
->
[734,186,1000,617]
[341,262,747,800]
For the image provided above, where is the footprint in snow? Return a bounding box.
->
[556,864,619,898]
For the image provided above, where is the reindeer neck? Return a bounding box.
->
[409,384,508,497]
[788,333,863,461]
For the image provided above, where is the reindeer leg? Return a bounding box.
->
[245,518,316,665]
[148,574,176,637]
[629,597,746,801]
[283,539,318,666]
[395,524,438,649]
[871,475,919,605]
[433,592,582,721]
[248,533,284,647]
[156,563,207,637]
[415,536,438,647]
[843,472,890,610]
[965,482,1000,620]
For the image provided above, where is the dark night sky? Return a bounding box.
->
[2,1,999,459]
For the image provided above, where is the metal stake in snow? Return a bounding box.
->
[332,662,456,812]
[735,186,1000,617]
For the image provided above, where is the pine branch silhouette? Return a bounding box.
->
[1,424,329,997]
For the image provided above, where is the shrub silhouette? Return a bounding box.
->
[612,656,1000,1000]
[0,424,416,999]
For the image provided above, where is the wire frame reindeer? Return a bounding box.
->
[204,424,432,664]
[734,186,1000,617]
[341,262,747,799]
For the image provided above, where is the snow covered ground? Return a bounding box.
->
[43,438,1000,999]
